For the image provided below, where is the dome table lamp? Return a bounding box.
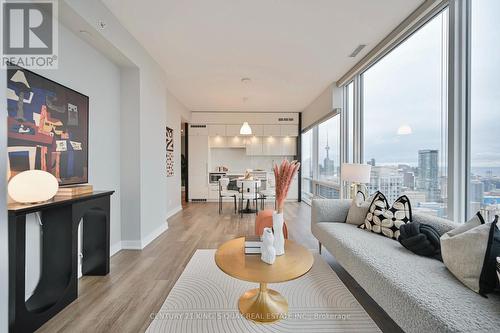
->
[8,170,59,204]
[341,163,371,199]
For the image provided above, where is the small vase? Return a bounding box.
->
[272,211,285,256]
[261,228,276,264]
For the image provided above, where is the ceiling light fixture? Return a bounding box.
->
[241,77,251,84]
[240,122,252,135]
[349,44,366,58]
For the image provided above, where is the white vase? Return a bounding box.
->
[261,228,276,264]
[272,211,285,256]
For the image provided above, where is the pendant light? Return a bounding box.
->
[240,122,252,135]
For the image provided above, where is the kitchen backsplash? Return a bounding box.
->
[210,148,293,172]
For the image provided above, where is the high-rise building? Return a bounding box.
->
[417,149,440,202]
[469,180,484,204]
[368,166,403,203]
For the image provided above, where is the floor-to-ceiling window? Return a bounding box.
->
[300,114,341,203]
[346,82,355,163]
[362,9,449,217]
[317,115,341,199]
[301,129,314,203]
[469,0,500,220]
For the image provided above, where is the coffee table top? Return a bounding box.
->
[215,237,314,284]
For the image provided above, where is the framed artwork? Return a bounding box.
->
[166,126,174,177]
[6,64,89,185]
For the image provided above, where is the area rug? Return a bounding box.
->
[146,250,380,333]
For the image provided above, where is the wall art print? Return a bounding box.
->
[6,64,89,185]
[166,126,174,177]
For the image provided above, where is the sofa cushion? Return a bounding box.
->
[346,191,371,225]
[441,215,499,295]
[359,191,412,240]
[312,221,500,333]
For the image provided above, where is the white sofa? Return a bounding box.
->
[311,199,500,333]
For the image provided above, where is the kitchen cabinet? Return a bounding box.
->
[262,136,280,155]
[280,137,297,156]
[246,136,263,155]
[188,135,209,200]
[208,124,226,136]
[263,125,281,136]
[280,125,299,137]
[189,124,208,136]
[226,136,246,148]
[249,124,263,136]
[209,136,227,148]
[225,125,241,136]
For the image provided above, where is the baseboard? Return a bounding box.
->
[114,207,181,252]
[167,205,182,219]
[141,222,168,249]
[110,241,122,256]
[121,240,143,250]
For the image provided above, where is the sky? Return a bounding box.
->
[360,0,500,168]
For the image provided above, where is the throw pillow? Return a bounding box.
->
[398,221,442,260]
[441,214,500,295]
[346,191,372,225]
[359,191,412,240]
[497,257,500,288]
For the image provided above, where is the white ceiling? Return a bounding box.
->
[102,0,424,112]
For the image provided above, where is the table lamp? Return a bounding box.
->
[341,163,371,199]
[8,170,59,204]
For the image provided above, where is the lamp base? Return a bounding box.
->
[349,183,367,199]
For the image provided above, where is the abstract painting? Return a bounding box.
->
[7,64,89,185]
[166,126,174,177]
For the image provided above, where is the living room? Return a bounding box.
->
[0,0,499,332]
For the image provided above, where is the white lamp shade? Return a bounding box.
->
[341,163,372,183]
[8,170,59,203]
[240,122,252,135]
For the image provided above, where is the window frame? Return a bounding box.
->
[338,4,470,219]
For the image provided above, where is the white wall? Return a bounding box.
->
[166,90,189,216]
[63,0,190,248]
[23,23,122,298]
[119,68,141,245]
[301,83,343,130]
[0,66,8,333]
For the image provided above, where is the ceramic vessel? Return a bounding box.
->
[272,211,285,255]
[261,228,276,264]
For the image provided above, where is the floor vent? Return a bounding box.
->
[191,199,207,202]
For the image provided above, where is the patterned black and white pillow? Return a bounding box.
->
[359,191,412,240]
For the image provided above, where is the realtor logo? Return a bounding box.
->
[1,0,58,69]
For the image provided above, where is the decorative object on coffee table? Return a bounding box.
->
[215,237,313,323]
[244,235,262,254]
[273,160,300,255]
[260,228,276,264]
[254,209,288,238]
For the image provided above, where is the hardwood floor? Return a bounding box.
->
[38,201,401,333]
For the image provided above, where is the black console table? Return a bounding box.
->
[8,191,114,333]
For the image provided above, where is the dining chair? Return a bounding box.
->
[218,177,238,214]
[259,176,276,210]
[237,180,261,217]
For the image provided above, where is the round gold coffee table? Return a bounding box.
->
[215,237,314,323]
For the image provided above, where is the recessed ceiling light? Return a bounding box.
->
[349,44,366,58]
[241,77,251,84]
[97,19,107,30]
